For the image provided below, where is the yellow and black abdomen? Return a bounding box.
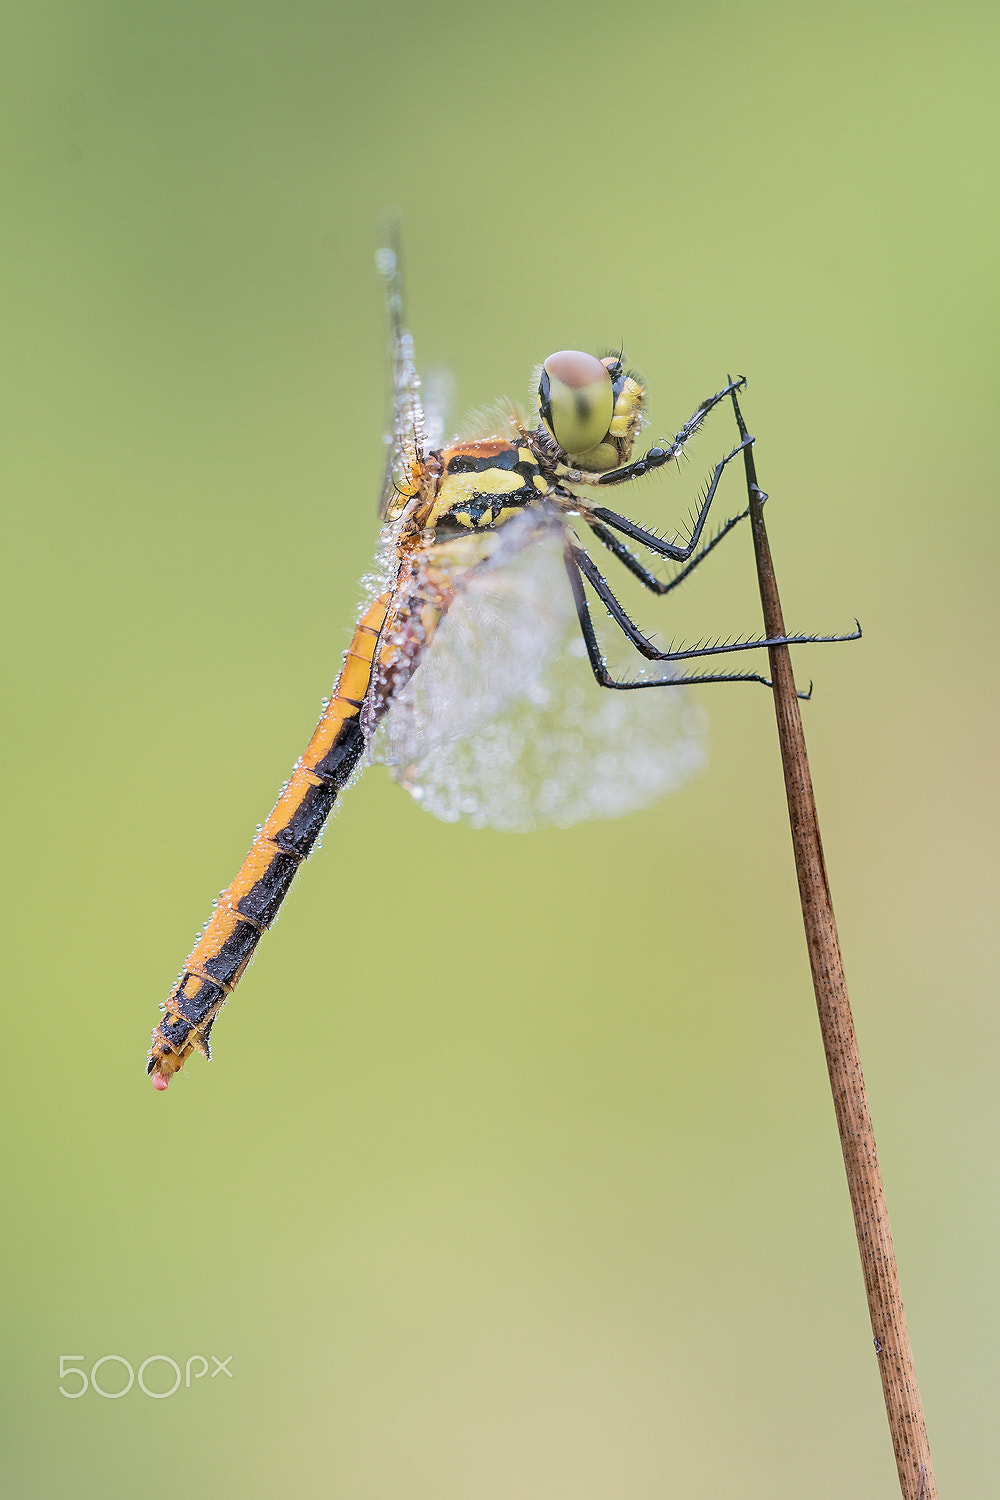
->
[147,589,392,1087]
[428,440,549,532]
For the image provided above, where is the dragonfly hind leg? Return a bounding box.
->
[563,542,860,692]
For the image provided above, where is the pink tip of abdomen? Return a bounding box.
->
[152,1072,170,1091]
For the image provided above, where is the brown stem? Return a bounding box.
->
[734,393,935,1500]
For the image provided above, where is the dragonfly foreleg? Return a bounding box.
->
[574,376,748,488]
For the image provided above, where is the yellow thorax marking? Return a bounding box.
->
[425,440,542,529]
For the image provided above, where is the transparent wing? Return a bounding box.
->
[370,513,708,831]
[375,220,426,518]
[421,366,454,451]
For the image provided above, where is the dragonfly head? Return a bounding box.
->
[537,350,645,471]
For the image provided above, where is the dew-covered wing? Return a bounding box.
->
[375,230,427,520]
[370,514,707,830]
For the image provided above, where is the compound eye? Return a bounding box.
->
[538,350,615,456]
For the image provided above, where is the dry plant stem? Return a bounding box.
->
[734,398,935,1500]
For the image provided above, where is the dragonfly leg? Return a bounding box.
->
[585,431,753,564]
[586,498,754,597]
[564,544,858,692]
[564,545,780,690]
[575,544,860,661]
[568,376,747,489]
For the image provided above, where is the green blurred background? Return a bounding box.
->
[2,1,996,1494]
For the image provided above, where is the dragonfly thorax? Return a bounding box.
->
[425,438,550,533]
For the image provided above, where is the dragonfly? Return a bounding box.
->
[147,238,857,1088]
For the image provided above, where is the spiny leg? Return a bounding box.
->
[563,544,782,691]
[586,500,753,598]
[573,543,859,664]
[584,376,774,593]
[584,376,748,488]
[582,432,754,567]
[563,376,862,695]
